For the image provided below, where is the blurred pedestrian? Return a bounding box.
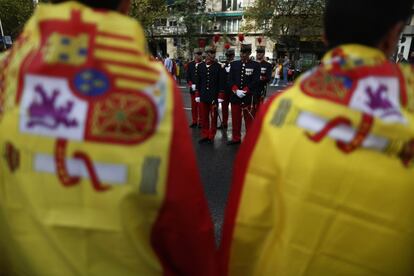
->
[287,63,295,83]
[175,58,182,84]
[270,62,282,86]
[397,52,408,63]
[282,54,290,83]
[295,56,303,79]
[164,53,174,75]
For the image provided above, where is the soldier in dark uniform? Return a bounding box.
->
[218,46,235,130]
[186,48,203,128]
[227,43,260,145]
[195,46,225,144]
[255,45,272,111]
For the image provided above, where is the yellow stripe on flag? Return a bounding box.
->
[94,49,146,64]
[106,64,159,81]
[115,79,154,91]
[95,36,140,52]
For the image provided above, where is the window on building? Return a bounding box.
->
[222,18,241,33]
[222,0,231,11]
[223,0,243,11]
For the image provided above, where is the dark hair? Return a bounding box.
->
[51,0,121,10]
[324,0,414,48]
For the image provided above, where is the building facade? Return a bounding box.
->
[153,0,276,61]
[398,6,414,60]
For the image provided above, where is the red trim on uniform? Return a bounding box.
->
[220,93,283,276]
[151,78,219,276]
[199,102,217,139]
[73,151,110,192]
[190,93,200,124]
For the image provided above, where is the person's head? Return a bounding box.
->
[194,48,203,62]
[240,44,252,61]
[225,48,235,61]
[256,46,265,61]
[166,53,170,58]
[324,0,414,56]
[51,0,131,14]
[204,46,216,64]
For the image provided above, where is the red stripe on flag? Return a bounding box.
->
[97,31,134,41]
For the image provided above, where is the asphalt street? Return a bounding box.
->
[178,82,287,243]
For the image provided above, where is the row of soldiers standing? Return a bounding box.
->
[186,43,272,145]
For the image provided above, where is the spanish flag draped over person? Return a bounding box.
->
[0,1,218,275]
[221,43,414,276]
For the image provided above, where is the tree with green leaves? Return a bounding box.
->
[0,0,35,39]
[167,0,209,55]
[129,0,168,37]
[244,0,325,50]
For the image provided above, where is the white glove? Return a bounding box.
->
[236,90,246,98]
[195,97,200,103]
[191,84,196,90]
[218,98,224,103]
[225,66,231,73]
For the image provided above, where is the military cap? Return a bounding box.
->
[205,45,217,53]
[226,48,235,55]
[194,48,203,55]
[240,43,252,52]
[256,45,266,53]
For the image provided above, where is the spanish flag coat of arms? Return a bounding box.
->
[221,45,414,276]
[0,2,218,275]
